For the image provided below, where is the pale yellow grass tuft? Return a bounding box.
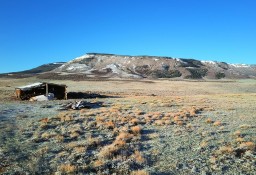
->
[130,170,150,175]
[58,112,75,122]
[239,142,255,151]
[94,160,105,168]
[206,118,212,124]
[234,130,241,137]
[235,137,244,143]
[200,141,208,148]
[213,120,222,126]
[59,164,76,173]
[216,145,233,154]
[73,146,86,153]
[70,131,80,139]
[116,132,133,142]
[239,124,252,129]
[98,144,118,159]
[154,120,164,126]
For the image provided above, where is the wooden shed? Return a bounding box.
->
[15,82,67,100]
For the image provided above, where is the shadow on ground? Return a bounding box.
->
[67,91,119,99]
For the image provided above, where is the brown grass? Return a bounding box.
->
[73,146,86,153]
[79,108,87,114]
[206,118,212,124]
[105,120,115,129]
[55,134,64,142]
[133,150,145,164]
[94,160,105,168]
[189,109,196,116]
[88,136,100,147]
[173,116,181,122]
[164,120,172,125]
[130,118,140,125]
[41,132,51,139]
[177,121,184,126]
[40,117,49,124]
[58,112,75,122]
[113,139,126,148]
[65,142,76,149]
[116,132,133,142]
[219,126,225,130]
[213,120,222,126]
[70,131,80,139]
[154,120,164,126]
[59,164,76,173]
[3,78,256,174]
[131,125,142,135]
[209,156,217,164]
[0,167,6,174]
[136,110,144,115]
[119,126,129,132]
[239,124,252,129]
[233,130,241,137]
[216,145,233,154]
[200,141,208,148]
[96,116,105,122]
[235,137,244,143]
[239,142,255,151]
[147,133,159,139]
[130,170,150,175]
[98,144,118,159]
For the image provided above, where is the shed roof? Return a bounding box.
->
[16,82,67,91]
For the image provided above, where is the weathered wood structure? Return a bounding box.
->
[15,82,67,100]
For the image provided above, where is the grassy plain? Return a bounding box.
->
[0,77,255,174]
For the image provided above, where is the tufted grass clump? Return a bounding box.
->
[59,163,76,173]
[130,170,150,175]
[213,120,222,126]
[239,142,255,151]
[131,125,142,135]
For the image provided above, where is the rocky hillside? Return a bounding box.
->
[52,53,256,79]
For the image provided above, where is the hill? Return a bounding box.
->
[49,53,256,80]
[2,53,256,80]
[0,62,65,78]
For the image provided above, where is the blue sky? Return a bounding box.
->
[0,0,255,73]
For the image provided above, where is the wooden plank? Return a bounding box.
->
[65,87,67,100]
[46,83,48,96]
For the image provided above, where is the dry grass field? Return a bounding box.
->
[0,77,255,174]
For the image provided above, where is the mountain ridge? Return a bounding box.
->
[1,53,256,80]
[52,53,256,79]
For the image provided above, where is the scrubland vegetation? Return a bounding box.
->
[0,78,255,174]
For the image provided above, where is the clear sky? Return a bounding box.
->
[0,0,256,73]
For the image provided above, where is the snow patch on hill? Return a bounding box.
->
[201,61,216,65]
[230,64,250,68]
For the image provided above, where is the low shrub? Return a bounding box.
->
[215,72,225,79]
[185,68,208,79]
